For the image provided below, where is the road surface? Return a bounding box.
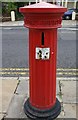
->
[0,26,77,76]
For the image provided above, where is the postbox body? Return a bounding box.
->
[19,2,67,119]
[29,29,57,109]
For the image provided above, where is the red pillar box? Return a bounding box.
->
[19,2,67,119]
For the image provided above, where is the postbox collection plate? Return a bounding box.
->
[36,47,50,60]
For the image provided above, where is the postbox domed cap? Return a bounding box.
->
[19,2,67,29]
[19,2,67,13]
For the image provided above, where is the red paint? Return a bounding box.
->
[19,2,67,110]
[19,2,66,13]
[29,29,57,109]
[19,2,67,29]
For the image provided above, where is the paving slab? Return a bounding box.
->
[4,78,61,119]
[0,78,18,114]
[63,103,77,118]
[56,79,60,95]
[57,104,77,119]
[4,78,77,119]
[5,95,76,119]
[4,94,27,118]
[5,94,65,119]
[60,80,77,103]
[0,21,24,27]
[0,113,4,120]
[62,20,77,27]
[76,103,78,119]
[0,78,2,113]
[16,80,29,96]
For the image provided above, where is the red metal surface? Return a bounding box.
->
[19,2,67,110]
[23,13,62,29]
[19,2,66,13]
[29,29,57,109]
[19,2,67,29]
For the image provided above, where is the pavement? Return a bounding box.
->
[0,77,18,120]
[0,20,78,28]
[0,76,77,120]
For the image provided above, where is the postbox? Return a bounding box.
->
[19,2,67,120]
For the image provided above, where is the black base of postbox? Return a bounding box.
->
[24,98,61,120]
